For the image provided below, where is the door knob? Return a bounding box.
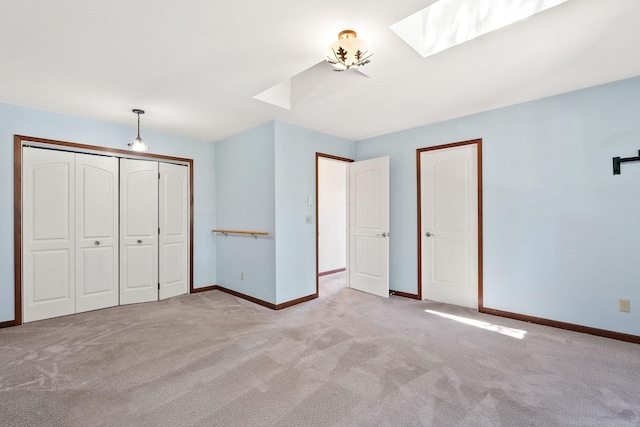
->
[94,241,100,246]
[137,239,142,244]
[377,232,387,237]
[425,232,436,237]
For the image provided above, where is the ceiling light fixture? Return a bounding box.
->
[325,30,372,72]
[128,109,149,152]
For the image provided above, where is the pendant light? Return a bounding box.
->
[128,109,149,152]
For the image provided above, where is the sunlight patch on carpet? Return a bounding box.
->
[425,309,527,339]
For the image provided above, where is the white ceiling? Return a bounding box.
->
[1,0,639,143]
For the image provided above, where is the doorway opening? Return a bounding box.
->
[315,153,353,296]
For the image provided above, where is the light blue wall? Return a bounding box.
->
[355,77,640,335]
[274,122,353,304]
[214,121,353,305]
[0,102,217,323]
[214,122,276,304]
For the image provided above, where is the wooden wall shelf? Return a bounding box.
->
[212,229,268,239]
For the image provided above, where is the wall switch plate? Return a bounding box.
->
[305,215,312,224]
[240,272,244,281]
[619,298,630,313]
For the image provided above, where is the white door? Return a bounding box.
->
[22,147,76,322]
[349,156,390,298]
[159,162,189,299]
[421,144,478,308]
[75,154,119,313]
[120,159,159,305]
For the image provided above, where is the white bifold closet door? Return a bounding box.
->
[120,159,159,305]
[75,154,119,313]
[23,150,189,321]
[23,148,119,322]
[120,159,189,305]
[23,148,76,322]
[158,162,189,300]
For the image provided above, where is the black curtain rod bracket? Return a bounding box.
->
[613,150,640,175]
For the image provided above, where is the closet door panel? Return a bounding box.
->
[159,163,189,299]
[120,159,159,305]
[23,147,75,322]
[76,154,119,313]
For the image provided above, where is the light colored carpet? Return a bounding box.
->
[1,272,639,426]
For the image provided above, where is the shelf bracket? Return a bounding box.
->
[613,150,640,175]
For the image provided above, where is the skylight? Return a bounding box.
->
[390,0,569,58]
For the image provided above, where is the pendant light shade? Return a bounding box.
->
[128,109,149,152]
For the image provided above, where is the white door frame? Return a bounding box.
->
[416,139,483,307]
[13,135,193,326]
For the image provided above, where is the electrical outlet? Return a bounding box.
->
[619,299,630,313]
[240,272,244,281]
[305,215,312,224]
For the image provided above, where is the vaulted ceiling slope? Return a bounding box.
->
[1,0,639,143]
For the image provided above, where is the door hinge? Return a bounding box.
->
[158,227,160,235]
[158,172,160,179]
[158,283,160,290]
